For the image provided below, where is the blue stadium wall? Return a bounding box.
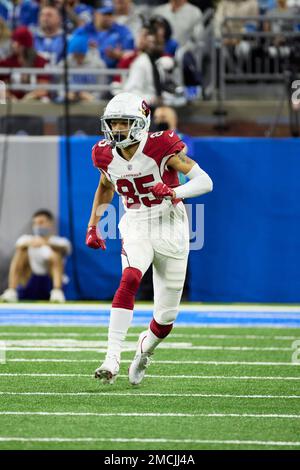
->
[58,137,300,303]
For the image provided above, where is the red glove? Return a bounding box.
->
[86,226,106,250]
[150,182,175,200]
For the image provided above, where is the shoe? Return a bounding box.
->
[50,288,65,303]
[95,355,120,384]
[0,288,18,302]
[128,331,152,385]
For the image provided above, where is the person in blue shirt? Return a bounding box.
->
[71,5,134,68]
[51,0,94,33]
[0,0,39,29]
[34,5,64,65]
[19,0,39,28]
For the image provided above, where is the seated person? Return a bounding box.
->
[34,5,64,64]
[56,34,107,103]
[0,209,71,303]
[72,5,135,68]
[0,26,49,101]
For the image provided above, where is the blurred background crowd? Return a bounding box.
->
[0,0,299,107]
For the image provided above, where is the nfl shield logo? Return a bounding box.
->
[128,164,132,171]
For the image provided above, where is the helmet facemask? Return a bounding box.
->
[100,116,147,149]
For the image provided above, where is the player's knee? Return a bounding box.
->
[112,267,142,309]
[154,308,178,325]
[121,267,142,293]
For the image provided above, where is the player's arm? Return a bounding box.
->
[151,149,213,200]
[86,172,115,250]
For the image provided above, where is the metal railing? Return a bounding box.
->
[218,15,300,100]
[0,67,129,93]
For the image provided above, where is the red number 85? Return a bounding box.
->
[116,175,162,208]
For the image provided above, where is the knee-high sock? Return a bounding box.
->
[141,318,173,354]
[106,307,133,359]
[106,267,142,359]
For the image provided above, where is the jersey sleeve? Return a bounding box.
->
[161,130,185,158]
[144,130,185,171]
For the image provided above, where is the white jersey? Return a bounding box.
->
[92,130,190,258]
[16,235,71,275]
[92,130,185,214]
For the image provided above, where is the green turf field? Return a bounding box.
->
[0,325,300,450]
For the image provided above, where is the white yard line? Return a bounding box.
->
[0,437,299,447]
[0,411,300,419]
[1,373,300,381]
[1,303,300,312]
[0,341,294,351]
[0,332,299,341]
[6,358,300,366]
[0,391,299,399]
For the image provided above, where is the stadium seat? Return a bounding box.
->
[57,116,101,136]
[0,116,44,135]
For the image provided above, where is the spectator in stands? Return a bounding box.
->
[0,26,50,101]
[57,34,107,102]
[0,16,11,60]
[0,209,71,303]
[113,0,149,41]
[122,27,164,104]
[71,5,134,68]
[152,105,193,164]
[111,23,152,92]
[0,0,39,30]
[34,5,64,64]
[149,15,178,56]
[123,24,185,105]
[50,0,94,32]
[154,0,204,46]
[19,0,40,29]
[214,0,259,68]
[214,0,259,41]
[189,0,214,13]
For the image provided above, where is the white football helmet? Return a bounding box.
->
[100,92,151,149]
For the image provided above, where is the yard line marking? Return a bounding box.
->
[7,358,300,366]
[0,332,299,341]
[0,343,294,351]
[1,373,300,381]
[0,437,299,447]
[0,391,299,399]
[1,411,300,419]
[1,338,295,350]
[1,303,300,312]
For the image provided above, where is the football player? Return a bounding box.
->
[86,92,213,385]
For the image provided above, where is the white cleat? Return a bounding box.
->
[128,331,152,385]
[0,288,18,303]
[95,355,120,384]
[50,288,65,303]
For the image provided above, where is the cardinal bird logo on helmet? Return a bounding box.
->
[140,100,150,117]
